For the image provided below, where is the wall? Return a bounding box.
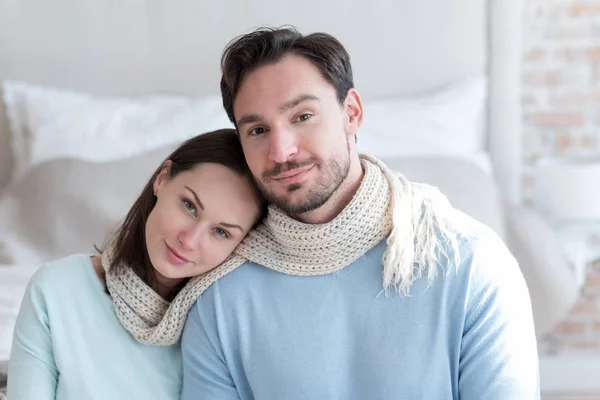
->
[523,0,600,355]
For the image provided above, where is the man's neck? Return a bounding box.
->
[295,155,364,224]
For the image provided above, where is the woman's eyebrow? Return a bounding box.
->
[184,186,204,210]
[184,185,244,232]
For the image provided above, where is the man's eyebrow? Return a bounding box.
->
[236,94,320,127]
[280,94,319,112]
[237,114,262,127]
[184,186,204,211]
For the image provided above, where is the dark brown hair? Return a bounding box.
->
[102,128,266,300]
[220,26,354,126]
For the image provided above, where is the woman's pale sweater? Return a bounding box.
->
[8,254,182,400]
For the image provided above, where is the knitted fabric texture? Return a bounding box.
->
[101,155,461,345]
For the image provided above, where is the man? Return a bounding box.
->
[181,27,539,399]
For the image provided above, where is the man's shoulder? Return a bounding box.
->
[223,260,281,282]
[195,261,278,300]
[448,210,524,290]
[450,209,509,258]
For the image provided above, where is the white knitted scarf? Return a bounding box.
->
[101,155,461,345]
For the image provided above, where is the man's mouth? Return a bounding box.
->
[272,165,314,185]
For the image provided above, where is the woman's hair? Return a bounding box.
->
[220,26,354,126]
[101,128,266,300]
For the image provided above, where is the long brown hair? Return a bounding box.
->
[220,26,354,126]
[101,128,266,300]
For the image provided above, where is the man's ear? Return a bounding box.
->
[343,88,364,138]
[153,160,173,196]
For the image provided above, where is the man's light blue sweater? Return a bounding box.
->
[181,225,539,399]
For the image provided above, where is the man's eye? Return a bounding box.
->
[296,113,312,122]
[248,127,266,136]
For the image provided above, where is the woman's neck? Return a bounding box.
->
[153,270,184,300]
[91,255,106,285]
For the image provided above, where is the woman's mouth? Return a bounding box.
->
[165,242,189,265]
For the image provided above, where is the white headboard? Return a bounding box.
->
[0,0,523,203]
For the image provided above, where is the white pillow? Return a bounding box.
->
[2,81,233,182]
[357,76,489,172]
[2,76,489,183]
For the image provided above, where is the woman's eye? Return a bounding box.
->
[183,199,196,214]
[215,228,229,238]
[296,113,312,122]
[248,127,266,136]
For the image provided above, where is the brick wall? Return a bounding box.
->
[523,1,600,355]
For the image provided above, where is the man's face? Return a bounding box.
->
[233,54,356,216]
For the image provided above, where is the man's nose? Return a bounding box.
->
[268,126,298,164]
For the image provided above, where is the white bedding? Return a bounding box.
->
[0,264,37,361]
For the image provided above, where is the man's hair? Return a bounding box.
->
[101,129,267,300]
[220,26,354,125]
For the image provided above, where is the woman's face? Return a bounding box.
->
[145,162,261,290]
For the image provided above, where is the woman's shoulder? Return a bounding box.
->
[28,254,97,292]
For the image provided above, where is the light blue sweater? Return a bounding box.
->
[8,254,182,400]
[181,228,540,399]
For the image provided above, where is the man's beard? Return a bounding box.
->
[256,149,351,216]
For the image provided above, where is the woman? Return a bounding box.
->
[7,129,266,399]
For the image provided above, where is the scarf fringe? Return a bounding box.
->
[366,156,461,296]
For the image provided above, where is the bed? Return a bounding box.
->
[0,0,579,395]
